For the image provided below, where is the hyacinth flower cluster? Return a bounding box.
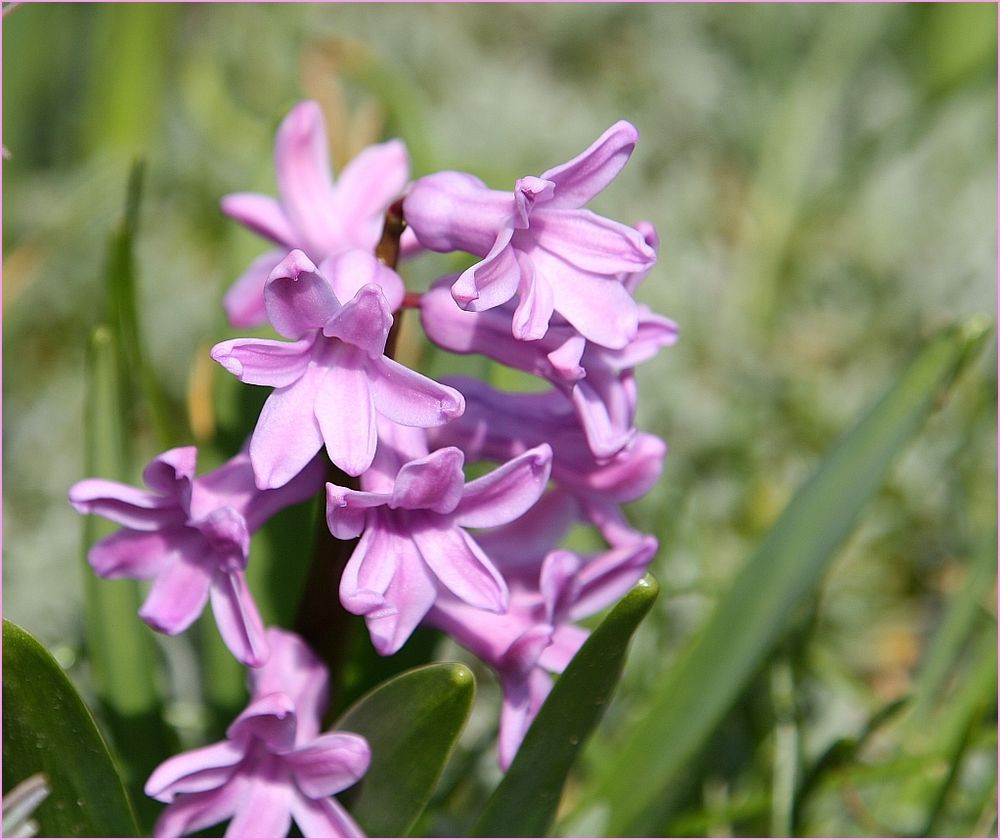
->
[70,100,674,835]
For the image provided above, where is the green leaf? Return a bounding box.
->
[2,619,139,838]
[474,575,659,838]
[574,319,991,837]
[335,662,476,837]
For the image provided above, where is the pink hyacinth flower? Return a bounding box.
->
[221,100,412,327]
[68,449,324,666]
[146,628,370,838]
[403,121,656,347]
[430,377,666,547]
[326,433,553,656]
[211,249,464,488]
[428,502,657,769]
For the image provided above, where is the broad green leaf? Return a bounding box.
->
[474,575,659,838]
[335,662,476,837]
[2,619,139,838]
[574,319,991,837]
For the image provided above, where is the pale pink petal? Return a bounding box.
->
[390,447,465,514]
[241,454,326,532]
[227,693,297,753]
[514,176,556,227]
[274,101,339,254]
[319,249,405,312]
[223,765,294,839]
[451,228,519,311]
[211,335,315,388]
[250,629,329,737]
[474,490,579,576]
[532,208,655,275]
[537,623,589,673]
[364,538,439,655]
[546,334,587,380]
[249,373,325,490]
[68,478,183,531]
[139,553,213,635]
[146,740,246,801]
[497,668,552,771]
[325,485,388,540]
[314,345,377,477]
[333,138,410,246]
[224,250,285,329]
[511,249,555,341]
[568,536,657,620]
[286,733,370,798]
[220,192,296,247]
[338,521,400,615]
[622,220,660,293]
[88,528,179,579]
[210,571,269,667]
[453,445,552,529]
[539,550,584,620]
[369,356,466,428]
[152,777,247,838]
[411,519,508,613]
[540,120,639,209]
[264,250,341,340]
[570,380,635,459]
[289,790,365,838]
[141,447,197,499]
[322,284,392,358]
[403,171,513,255]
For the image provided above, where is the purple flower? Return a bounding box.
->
[326,433,553,656]
[420,272,676,458]
[221,100,411,327]
[428,506,657,769]
[429,377,666,546]
[146,628,369,838]
[68,449,324,666]
[212,249,464,488]
[403,121,656,347]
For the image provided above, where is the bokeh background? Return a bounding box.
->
[3,3,996,836]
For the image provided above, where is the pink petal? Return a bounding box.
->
[569,536,657,621]
[322,284,392,358]
[451,228,519,311]
[332,138,410,246]
[474,490,579,576]
[249,373,325,490]
[325,485,387,540]
[242,454,326,533]
[224,250,285,329]
[250,629,329,738]
[390,447,466,514]
[338,521,400,614]
[223,765,294,839]
[369,356,466,428]
[403,171,513,255]
[264,250,342,340]
[289,790,365,838]
[539,550,584,620]
[68,478,184,531]
[227,693,298,753]
[532,208,656,275]
[314,345,377,477]
[139,553,213,636]
[453,444,552,529]
[211,335,315,388]
[511,249,555,341]
[152,778,247,839]
[497,668,552,771]
[220,192,296,247]
[286,733,370,798]
[88,528,178,579]
[210,571,270,667]
[537,623,589,673]
[411,519,508,613]
[146,740,246,801]
[274,101,339,255]
[540,120,639,209]
[141,447,197,499]
[570,379,635,459]
[319,249,405,313]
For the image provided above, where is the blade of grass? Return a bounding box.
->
[571,318,991,836]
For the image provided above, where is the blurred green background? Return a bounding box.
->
[3,3,996,836]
